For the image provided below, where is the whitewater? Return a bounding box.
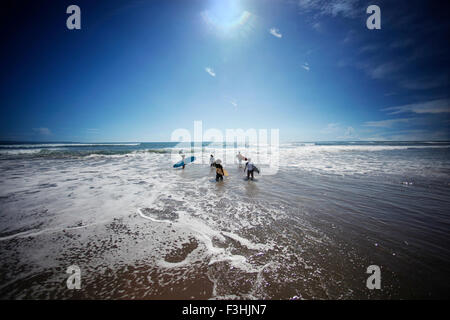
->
[0,141,449,299]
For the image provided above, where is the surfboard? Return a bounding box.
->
[215,167,228,176]
[173,156,196,168]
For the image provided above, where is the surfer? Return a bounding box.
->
[214,159,224,181]
[179,150,186,169]
[236,151,243,168]
[210,154,215,167]
[244,158,255,180]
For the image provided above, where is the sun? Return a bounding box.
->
[201,0,254,36]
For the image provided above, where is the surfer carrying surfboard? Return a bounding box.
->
[179,150,186,169]
[236,151,244,168]
[244,158,259,180]
[213,159,225,181]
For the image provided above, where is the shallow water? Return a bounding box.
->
[0,142,449,299]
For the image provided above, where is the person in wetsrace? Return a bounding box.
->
[244,158,255,180]
[179,150,186,169]
[236,151,244,168]
[214,159,225,182]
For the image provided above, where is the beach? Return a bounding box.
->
[0,142,449,299]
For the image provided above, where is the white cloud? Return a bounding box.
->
[205,67,216,77]
[33,127,51,135]
[381,99,450,115]
[298,0,360,18]
[363,118,412,128]
[301,62,310,71]
[269,28,282,38]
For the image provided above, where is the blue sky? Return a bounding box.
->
[0,0,448,142]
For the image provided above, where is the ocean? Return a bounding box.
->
[0,141,449,299]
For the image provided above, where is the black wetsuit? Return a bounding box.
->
[245,162,254,180]
[214,163,224,181]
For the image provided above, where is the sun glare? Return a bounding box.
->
[201,0,254,36]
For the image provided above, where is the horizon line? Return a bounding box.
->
[1,140,450,144]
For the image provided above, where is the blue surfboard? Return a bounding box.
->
[173,156,196,168]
